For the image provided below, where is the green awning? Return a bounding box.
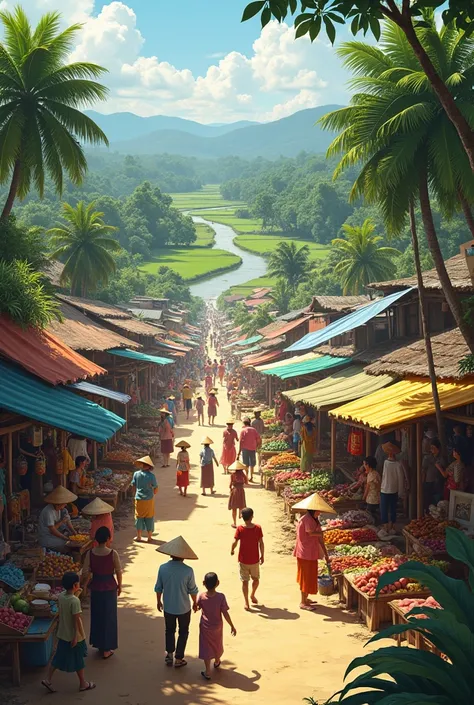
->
[261,355,350,380]
[223,334,262,349]
[233,345,261,356]
[0,360,124,443]
[108,348,174,365]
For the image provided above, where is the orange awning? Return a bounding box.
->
[0,315,105,385]
[262,316,309,340]
[242,350,283,367]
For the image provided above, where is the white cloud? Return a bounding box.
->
[6,1,349,122]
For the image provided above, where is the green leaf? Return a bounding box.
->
[323,16,336,44]
[295,19,312,38]
[289,0,297,12]
[241,1,266,22]
[294,12,314,27]
[261,7,272,26]
[445,526,474,591]
[369,16,381,41]
[309,16,322,41]
[351,15,359,35]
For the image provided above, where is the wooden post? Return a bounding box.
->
[92,441,98,470]
[316,410,321,453]
[7,432,12,496]
[330,417,337,478]
[365,430,371,457]
[416,421,423,519]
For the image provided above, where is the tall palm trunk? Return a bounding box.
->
[459,191,474,238]
[419,169,474,353]
[409,201,446,451]
[1,160,21,221]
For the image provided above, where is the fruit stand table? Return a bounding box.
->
[77,490,119,509]
[388,600,442,655]
[0,616,58,686]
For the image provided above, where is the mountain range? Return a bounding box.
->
[86,106,343,159]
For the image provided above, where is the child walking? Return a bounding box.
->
[228,461,248,528]
[196,572,236,681]
[175,440,191,497]
[41,572,95,693]
[195,396,205,426]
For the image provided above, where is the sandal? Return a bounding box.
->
[201,671,211,681]
[300,603,317,611]
[103,651,114,660]
[174,659,187,668]
[165,655,173,666]
[214,661,221,669]
[79,682,96,692]
[41,680,56,693]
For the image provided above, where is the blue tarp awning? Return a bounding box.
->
[0,360,125,443]
[68,381,131,404]
[285,289,414,352]
[261,355,350,379]
[108,348,174,365]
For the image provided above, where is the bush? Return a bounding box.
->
[0,260,61,328]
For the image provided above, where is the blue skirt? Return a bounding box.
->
[90,589,118,652]
[52,638,87,672]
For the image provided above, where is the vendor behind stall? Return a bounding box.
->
[38,486,78,552]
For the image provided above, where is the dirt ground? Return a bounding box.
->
[13,389,386,705]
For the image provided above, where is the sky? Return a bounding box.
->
[4,0,353,123]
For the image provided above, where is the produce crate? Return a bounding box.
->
[99,461,135,471]
[263,476,275,491]
[402,529,449,561]
[275,481,289,497]
[389,601,443,656]
[261,450,285,459]
[0,615,34,636]
[343,574,430,631]
[26,597,54,619]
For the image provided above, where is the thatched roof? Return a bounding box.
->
[309,295,370,313]
[48,302,140,352]
[103,317,164,337]
[364,329,470,380]
[58,294,130,319]
[369,253,474,293]
[42,260,64,288]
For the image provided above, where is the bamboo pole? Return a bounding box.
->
[416,421,423,519]
[330,418,337,480]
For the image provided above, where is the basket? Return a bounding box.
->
[318,576,335,596]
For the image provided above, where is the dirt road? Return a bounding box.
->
[19,391,379,705]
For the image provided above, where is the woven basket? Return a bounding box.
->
[318,576,335,596]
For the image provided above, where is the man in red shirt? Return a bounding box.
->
[231,507,264,610]
[238,417,261,482]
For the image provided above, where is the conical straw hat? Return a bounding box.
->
[82,497,115,516]
[291,492,337,514]
[201,436,214,445]
[175,440,191,449]
[135,455,154,468]
[44,486,77,504]
[167,395,176,400]
[228,460,247,471]
[157,536,198,560]
[159,407,172,415]
[226,418,235,425]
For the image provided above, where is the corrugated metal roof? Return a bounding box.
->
[242,350,283,367]
[126,308,164,323]
[0,315,106,385]
[262,316,309,340]
[68,381,131,404]
[49,302,140,352]
[261,355,350,379]
[108,349,174,365]
[0,360,124,442]
[233,335,263,347]
[286,289,413,352]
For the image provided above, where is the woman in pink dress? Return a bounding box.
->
[228,461,248,528]
[175,441,191,497]
[207,391,219,426]
[220,420,238,474]
[197,572,236,681]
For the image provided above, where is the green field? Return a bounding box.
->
[141,247,241,282]
[194,222,215,247]
[171,185,244,211]
[223,276,277,297]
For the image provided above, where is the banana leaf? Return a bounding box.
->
[445,526,474,591]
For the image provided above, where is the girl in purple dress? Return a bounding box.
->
[196,572,236,680]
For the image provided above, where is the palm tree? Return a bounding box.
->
[268,241,310,290]
[0,6,108,220]
[319,17,474,353]
[49,202,121,297]
[270,278,293,315]
[331,219,400,295]
[242,304,274,337]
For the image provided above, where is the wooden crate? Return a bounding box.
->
[343,575,430,631]
[0,615,33,637]
[333,499,365,514]
[402,529,450,562]
[263,476,275,491]
[275,481,289,497]
[389,601,443,656]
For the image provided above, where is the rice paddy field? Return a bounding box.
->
[194,222,215,247]
[140,247,241,282]
[170,184,244,211]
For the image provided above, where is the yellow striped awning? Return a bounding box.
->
[255,352,321,372]
[329,377,474,431]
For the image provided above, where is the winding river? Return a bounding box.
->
[189,213,268,300]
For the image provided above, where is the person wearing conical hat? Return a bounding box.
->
[155,536,199,668]
[166,395,178,424]
[220,420,238,475]
[82,497,115,543]
[175,441,191,498]
[158,408,174,468]
[292,493,335,611]
[131,456,158,543]
[207,390,219,427]
[38,486,77,552]
[194,394,205,426]
[200,437,218,496]
[228,461,248,528]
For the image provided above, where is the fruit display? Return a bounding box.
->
[10,594,30,614]
[274,470,309,484]
[67,534,90,544]
[261,439,291,452]
[329,556,373,574]
[405,517,460,540]
[352,558,427,597]
[0,589,9,607]
[323,510,374,530]
[318,484,358,505]
[265,452,300,469]
[38,553,80,579]
[0,564,26,590]
[286,473,333,499]
[394,596,441,617]
[261,410,275,420]
[9,554,39,571]
[324,527,379,546]
[0,607,32,634]
[332,544,381,560]
[422,538,446,552]
[103,449,136,463]
[131,403,161,417]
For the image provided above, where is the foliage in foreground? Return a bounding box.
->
[0,260,61,328]
[307,527,474,704]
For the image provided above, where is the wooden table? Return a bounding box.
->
[389,600,442,655]
[0,616,58,686]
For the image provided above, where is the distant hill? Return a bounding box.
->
[101,106,343,159]
[85,110,258,142]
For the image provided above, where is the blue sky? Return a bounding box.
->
[15,0,352,122]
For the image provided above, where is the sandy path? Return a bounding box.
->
[19,391,379,705]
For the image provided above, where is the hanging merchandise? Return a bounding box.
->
[347,428,363,456]
[35,451,46,476]
[20,490,30,514]
[61,448,75,476]
[32,426,43,447]
[8,494,21,523]
[55,450,64,475]
[16,455,28,476]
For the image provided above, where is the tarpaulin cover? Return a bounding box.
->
[261,317,309,340]
[242,350,284,367]
[330,377,474,431]
[286,288,414,352]
[0,360,125,442]
[283,366,394,408]
[260,355,350,379]
[0,315,106,385]
[69,381,131,404]
[255,352,320,372]
[224,335,263,349]
[108,348,174,365]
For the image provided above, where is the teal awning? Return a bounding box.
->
[223,334,262,349]
[108,348,174,365]
[0,360,125,442]
[233,345,261,356]
[261,355,350,379]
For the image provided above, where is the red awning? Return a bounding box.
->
[262,316,309,340]
[242,350,283,367]
[0,315,106,385]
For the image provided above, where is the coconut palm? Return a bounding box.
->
[270,278,292,315]
[0,6,108,219]
[319,16,474,352]
[331,219,400,295]
[49,202,121,297]
[268,241,310,290]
